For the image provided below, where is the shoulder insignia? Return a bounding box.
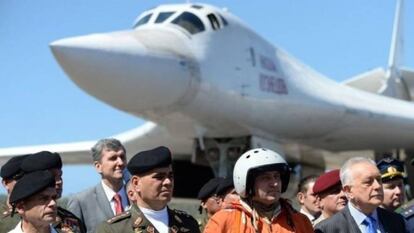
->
[106,211,131,224]
[174,214,183,223]
[400,205,414,219]
[172,209,191,218]
[133,216,143,228]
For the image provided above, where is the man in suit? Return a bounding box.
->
[315,157,406,233]
[296,175,321,224]
[97,146,200,233]
[67,138,129,233]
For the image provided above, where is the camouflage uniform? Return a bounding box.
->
[97,204,200,233]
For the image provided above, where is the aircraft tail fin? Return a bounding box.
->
[343,0,414,100]
[378,0,410,99]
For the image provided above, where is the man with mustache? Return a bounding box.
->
[67,138,129,233]
[313,169,347,225]
[203,148,313,233]
[97,146,200,233]
[315,157,406,233]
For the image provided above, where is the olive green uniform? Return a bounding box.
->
[97,204,200,233]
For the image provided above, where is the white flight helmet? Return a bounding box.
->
[233,148,290,198]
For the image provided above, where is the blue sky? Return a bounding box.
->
[1,1,413,196]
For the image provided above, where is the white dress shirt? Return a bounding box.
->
[140,206,169,233]
[101,181,129,215]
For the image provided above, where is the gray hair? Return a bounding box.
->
[91,138,126,162]
[340,157,376,186]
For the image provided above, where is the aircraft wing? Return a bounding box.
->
[341,67,386,93]
[0,122,193,165]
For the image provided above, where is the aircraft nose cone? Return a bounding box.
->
[50,31,196,112]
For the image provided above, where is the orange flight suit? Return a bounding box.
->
[203,198,313,233]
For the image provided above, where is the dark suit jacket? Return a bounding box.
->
[67,183,115,233]
[314,205,406,233]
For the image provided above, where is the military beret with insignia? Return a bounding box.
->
[127,146,172,175]
[21,151,62,173]
[313,169,341,195]
[0,154,28,180]
[377,157,405,182]
[9,170,55,204]
[197,177,223,200]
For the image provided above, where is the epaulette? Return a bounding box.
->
[172,209,192,218]
[107,211,131,224]
[397,200,414,219]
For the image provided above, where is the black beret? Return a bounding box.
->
[377,157,405,182]
[21,151,62,173]
[197,177,223,200]
[9,170,55,204]
[127,146,172,175]
[0,155,28,180]
[216,177,234,196]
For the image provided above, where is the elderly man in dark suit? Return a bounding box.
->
[315,157,406,233]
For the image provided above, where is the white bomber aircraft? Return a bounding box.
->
[1,1,414,185]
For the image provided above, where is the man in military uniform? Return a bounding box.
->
[1,155,28,232]
[197,177,223,231]
[8,170,58,233]
[376,157,406,211]
[21,151,86,233]
[97,146,200,233]
[394,158,414,232]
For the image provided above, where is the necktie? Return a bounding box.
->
[363,215,376,233]
[113,193,123,215]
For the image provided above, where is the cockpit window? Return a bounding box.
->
[155,12,175,23]
[207,13,220,30]
[172,12,205,34]
[219,14,228,26]
[134,13,152,28]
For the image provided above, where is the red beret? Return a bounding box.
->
[313,169,341,195]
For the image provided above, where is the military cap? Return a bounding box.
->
[127,146,172,175]
[216,177,234,196]
[0,155,28,180]
[197,177,223,200]
[21,151,62,173]
[377,157,405,182]
[313,169,341,195]
[9,170,55,204]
